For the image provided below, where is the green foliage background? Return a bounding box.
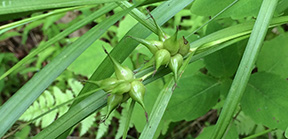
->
[0,0,288,138]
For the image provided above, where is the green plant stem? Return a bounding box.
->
[243,128,275,139]
[123,100,135,139]
[210,0,279,138]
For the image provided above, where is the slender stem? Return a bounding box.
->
[210,0,279,138]
[243,128,275,139]
[140,71,155,81]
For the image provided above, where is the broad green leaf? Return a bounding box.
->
[204,41,244,78]
[257,32,288,78]
[276,0,288,14]
[67,40,111,77]
[165,73,220,122]
[0,6,130,138]
[0,0,124,15]
[241,72,288,130]
[197,124,238,139]
[181,59,205,78]
[285,127,288,138]
[191,0,266,19]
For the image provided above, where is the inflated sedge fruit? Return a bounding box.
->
[129,36,163,54]
[155,49,171,70]
[106,50,134,80]
[129,80,146,111]
[163,29,179,56]
[178,36,189,56]
[105,93,123,120]
[111,82,131,95]
[169,54,183,81]
[95,77,118,92]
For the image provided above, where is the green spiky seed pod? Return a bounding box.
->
[106,50,134,80]
[169,54,183,81]
[105,93,123,120]
[111,82,131,95]
[97,77,118,92]
[163,29,179,56]
[178,36,190,56]
[129,80,146,111]
[155,49,171,70]
[129,36,163,54]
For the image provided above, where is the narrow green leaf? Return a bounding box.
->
[0,5,127,138]
[0,0,124,15]
[0,6,84,35]
[211,0,279,138]
[139,77,175,139]
[0,3,117,80]
[137,0,167,6]
[189,16,288,53]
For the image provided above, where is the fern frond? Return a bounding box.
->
[80,113,96,136]
[115,101,133,139]
[234,111,256,135]
[96,109,115,139]
[19,79,83,128]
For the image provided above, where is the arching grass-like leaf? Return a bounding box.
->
[0,3,117,80]
[0,0,124,15]
[0,5,131,138]
[211,0,279,138]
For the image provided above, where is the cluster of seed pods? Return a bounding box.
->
[129,16,190,81]
[91,49,147,120]
[91,15,190,121]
